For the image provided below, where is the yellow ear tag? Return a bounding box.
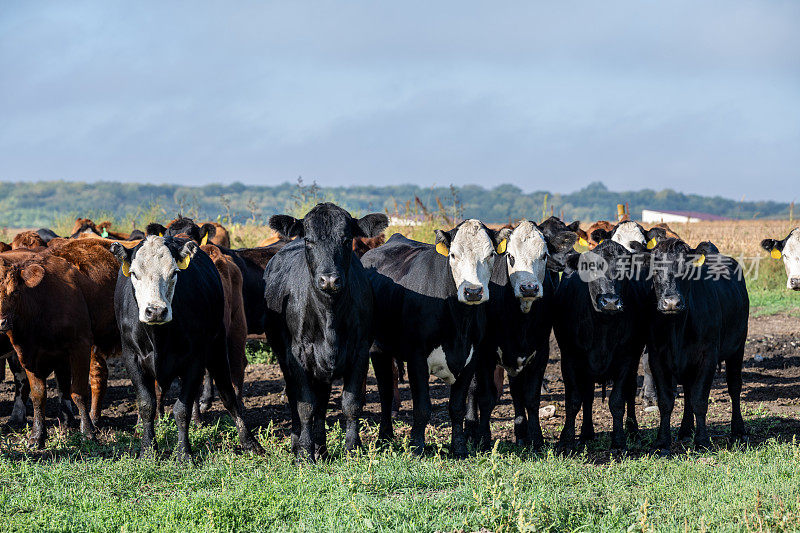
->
[496,239,507,254]
[647,238,657,250]
[599,239,604,244]
[435,242,449,256]
[158,232,164,237]
[177,255,191,270]
[122,261,131,277]
[771,248,782,260]
[200,234,208,246]
[693,254,706,267]
[578,237,588,247]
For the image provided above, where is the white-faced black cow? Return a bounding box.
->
[465,219,578,449]
[362,219,511,456]
[590,220,676,407]
[111,236,263,460]
[263,203,388,460]
[762,228,800,291]
[631,238,749,453]
[554,240,646,451]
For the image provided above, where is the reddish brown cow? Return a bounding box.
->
[70,218,131,240]
[353,235,385,257]
[585,220,616,248]
[0,242,11,253]
[0,251,97,447]
[11,231,47,250]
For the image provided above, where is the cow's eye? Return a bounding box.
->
[508,254,515,267]
[450,253,458,261]
[131,272,139,281]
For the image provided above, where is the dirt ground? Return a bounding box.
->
[2,313,800,454]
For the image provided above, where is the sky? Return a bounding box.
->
[1,1,798,201]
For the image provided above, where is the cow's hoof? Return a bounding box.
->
[199,401,212,414]
[555,442,575,456]
[28,436,46,450]
[694,438,712,450]
[731,433,749,445]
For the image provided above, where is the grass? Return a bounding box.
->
[2,417,800,531]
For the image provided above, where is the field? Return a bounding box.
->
[1,219,799,531]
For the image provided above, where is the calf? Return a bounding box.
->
[466,220,577,449]
[633,238,748,453]
[263,203,387,460]
[0,251,97,447]
[362,220,510,456]
[762,228,800,290]
[11,231,47,250]
[111,236,262,459]
[553,240,646,450]
[147,216,231,248]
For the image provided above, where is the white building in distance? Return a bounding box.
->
[641,209,729,224]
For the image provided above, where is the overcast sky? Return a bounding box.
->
[1,1,798,201]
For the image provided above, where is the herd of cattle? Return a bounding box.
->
[0,206,798,461]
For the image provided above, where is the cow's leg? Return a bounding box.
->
[677,395,695,441]
[198,370,214,414]
[510,373,529,446]
[640,351,657,407]
[465,374,479,445]
[370,344,395,442]
[342,350,369,452]
[523,349,549,450]
[690,359,716,449]
[124,356,158,457]
[26,369,48,449]
[608,375,627,450]
[295,378,316,460]
[407,354,431,455]
[154,381,166,420]
[392,358,401,415]
[89,347,108,425]
[207,340,264,455]
[623,361,639,435]
[648,352,675,453]
[726,348,747,441]
[467,350,496,449]
[558,357,581,451]
[53,364,77,428]
[67,344,95,440]
[173,368,204,462]
[8,354,30,427]
[311,380,332,460]
[578,377,596,442]
[449,362,475,458]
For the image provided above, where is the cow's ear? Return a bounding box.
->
[353,213,389,238]
[761,237,786,260]
[629,241,649,254]
[591,228,612,244]
[199,223,216,246]
[694,241,719,257]
[146,223,167,237]
[177,241,198,270]
[269,215,304,239]
[547,230,578,255]
[110,242,133,276]
[20,263,45,288]
[645,227,667,249]
[434,229,452,256]
[567,221,581,233]
[490,227,513,254]
[129,229,145,241]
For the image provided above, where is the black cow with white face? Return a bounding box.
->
[146,216,217,247]
[263,203,388,460]
[762,228,800,291]
[631,238,748,453]
[111,236,263,460]
[554,240,646,450]
[362,219,510,456]
[465,219,578,449]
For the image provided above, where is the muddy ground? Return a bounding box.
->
[2,313,799,456]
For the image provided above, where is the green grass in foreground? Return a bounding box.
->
[2,418,800,532]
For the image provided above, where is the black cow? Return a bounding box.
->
[631,238,749,453]
[362,219,511,456]
[263,203,388,460]
[554,240,646,450]
[36,228,60,243]
[111,236,263,460]
[466,219,578,449]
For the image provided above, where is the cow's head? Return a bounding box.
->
[762,229,800,291]
[0,258,46,332]
[631,238,708,315]
[110,236,198,324]
[591,220,669,253]
[269,203,388,297]
[567,240,632,314]
[146,216,216,246]
[435,220,510,305]
[504,220,578,312]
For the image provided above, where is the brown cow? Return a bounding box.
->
[0,251,97,447]
[70,218,131,240]
[11,231,47,250]
[585,220,616,248]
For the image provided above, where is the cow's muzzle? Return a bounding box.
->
[463,285,484,303]
[789,277,800,291]
[519,283,541,298]
[317,274,341,294]
[657,294,685,314]
[143,305,169,324]
[597,294,623,314]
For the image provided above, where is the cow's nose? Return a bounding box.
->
[463,285,484,302]
[519,284,540,298]
[318,274,341,293]
[658,294,684,314]
[144,305,168,322]
[597,295,623,313]
[0,316,11,331]
[790,278,800,291]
